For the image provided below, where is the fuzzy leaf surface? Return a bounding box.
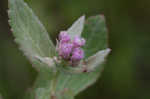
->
[67,16,85,40]
[8,0,56,99]
[8,0,56,64]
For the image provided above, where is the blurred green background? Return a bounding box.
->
[0,0,150,99]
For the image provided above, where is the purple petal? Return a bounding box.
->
[73,36,85,47]
[58,42,73,59]
[59,31,70,42]
[71,48,84,61]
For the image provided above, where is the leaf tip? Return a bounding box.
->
[79,15,85,25]
[105,48,111,54]
[80,15,85,20]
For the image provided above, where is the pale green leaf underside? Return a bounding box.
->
[55,15,109,95]
[8,0,56,98]
[86,48,111,71]
[8,0,56,62]
[67,16,85,40]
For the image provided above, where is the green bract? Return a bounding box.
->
[8,0,110,99]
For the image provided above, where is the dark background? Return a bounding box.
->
[0,0,150,99]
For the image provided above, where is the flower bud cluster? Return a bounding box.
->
[57,31,85,66]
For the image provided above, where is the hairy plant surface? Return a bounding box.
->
[8,0,110,99]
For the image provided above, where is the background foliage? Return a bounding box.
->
[0,0,150,99]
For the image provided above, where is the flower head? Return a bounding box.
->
[73,36,85,47]
[57,31,86,66]
[59,31,70,43]
[71,48,84,61]
[58,42,73,59]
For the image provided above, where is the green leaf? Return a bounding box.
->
[83,15,108,58]
[67,16,85,40]
[8,0,57,98]
[33,71,54,99]
[85,48,111,72]
[8,0,56,64]
[56,88,74,99]
[55,15,109,95]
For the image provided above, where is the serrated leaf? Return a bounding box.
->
[55,15,109,95]
[8,1,57,98]
[8,0,56,64]
[67,16,85,39]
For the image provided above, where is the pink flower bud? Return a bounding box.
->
[73,36,85,47]
[71,48,84,62]
[59,31,70,43]
[58,42,73,59]
[57,31,86,66]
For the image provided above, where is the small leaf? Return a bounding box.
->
[67,16,85,39]
[8,0,56,65]
[83,15,108,58]
[86,48,111,72]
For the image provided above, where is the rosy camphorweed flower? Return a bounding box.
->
[57,31,85,66]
